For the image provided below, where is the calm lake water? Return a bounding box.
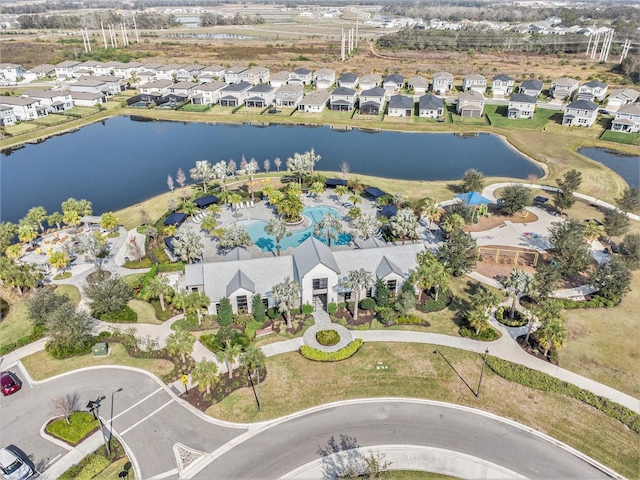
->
[0,116,544,222]
[579,147,640,190]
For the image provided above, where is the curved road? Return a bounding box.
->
[0,367,617,479]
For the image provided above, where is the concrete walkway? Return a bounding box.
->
[302,304,354,353]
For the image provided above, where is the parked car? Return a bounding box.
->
[0,447,33,480]
[0,372,21,396]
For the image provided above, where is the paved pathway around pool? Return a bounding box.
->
[302,303,354,352]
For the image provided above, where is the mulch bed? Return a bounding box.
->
[516,334,558,365]
[334,307,375,326]
[463,204,539,233]
[416,291,453,313]
[86,269,112,283]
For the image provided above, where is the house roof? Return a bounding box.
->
[195,81,226,92]
[314,68,335,77]
[222,81,252,92]
[292,237,340,279]
[338,73,359,83]
[617,103,640,115]
[464,73,486,82]
[56,61,81,68]
[156,63,183,71]
[171,81,199,89]
[143,79,173,89]
[180,64,203,72]
[248,84,274,93]
[493,74,514,82]
[226,65,248,74]
[70,91,105,100]
[225,247,252,261]
[361,86,385,97]
[271,71,291,82]
[23,89,67,99]
[141,63,165,70]
[332,87,356,96]
[29,64,55,73]
[78,75,120,82]
[376,256,404,279]
[245,66,269,75]
[612,118,637,126]
[419,94,444,110]
[608,88,639,102]
[407,76,429,87]
[566,99,598,111]
[520,79,543,91]
[299,90,330,106]
[432,71,454,81]
[360,237,387,249]
[553,77,578,87]
[226,270,255,295]
[388,95,414,109]
[384,74,404,85]
[458,90,485,102]
[583,80,607,89]
[360,74,382,85]
[277,85,303,94]
[202,65,226,73]
[293,68,312,75]
[509,93,537,104]
[0,96,40,106]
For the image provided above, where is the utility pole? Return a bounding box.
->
[340,28,345,61]
[133,14,139,43]
[85,28,91,52]
[476,348,489,397]
[619,39,631,63]
[355,19,359,49]
[101,21,108,49]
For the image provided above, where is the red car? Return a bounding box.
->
[0,371,21,396]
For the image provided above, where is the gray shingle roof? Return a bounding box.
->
[567,99,598,111]
[332,87,356,96]
[384,74,404,85]
[361,86,385,97]
[222,81,252,92]
[520,79,543,90]
[338,73,358,83]
[226,270,255,295]
[248,84,274,93]
[583,80,607,89]
[493,74,514,82]
[510,93,537,104]
[389,95,414,109]
[292,237,340,279]
[376,256,404,279]
[419,94,444,110]
[225,247,252,261]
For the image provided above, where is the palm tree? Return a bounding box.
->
[206,203,222,217]
[186,290,210,326]
[343,268,374,320]
[26,206,47,234]
[17,221,37,247]
[201,215,218,237]
[441,213,466,237]
[228,193,243,218]
[472,285,502,317]
[212,160,228,191]
[535,316,567,357]
[348,193,362,206]
[47,212,64,231]
[172,290,188,317]
[145,275,174,311]
[583,220,604,242]
[264,218,291,256]
[242,344,266,376]
[190,160,215,193]
[390,208,419,244]
[467,309,488,335]
[219,341,244,379]
[413,260,449,302]
[351,214,380,240]
[191,359,219,394]
[335,185,349,202]
[310,181,325,201]
[165,328,195,363]
[501,268,533,319]
[242,159,259,201]
[287,152,309,186]
[418,197,441,230]
[49,251,70,273]
[172,230,204,264]
[219,225,253,249]
[272,276,301,328]
[313,213,344,247]
[526,299,561,345]
[181,200,199,220]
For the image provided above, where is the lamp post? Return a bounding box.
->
[477,348,489,397]
[87,396,110,456]
[255,362,262,412]
[109,388,123,444]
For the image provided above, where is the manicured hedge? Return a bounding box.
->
[554,295,616,309]
[487,356,640,433]
[494,306,528,327]
[459,326,500,341]
[300,339,363,362]
[316,329,340,346]
[394,314,427,325]
[99,305,138,323]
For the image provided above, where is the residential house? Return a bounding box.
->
[562,99,598,127]
[0,96,47,121]
[275,85,304,107]
[224,66,249,85]
[243,66,270,85]
[137,71,157,86]
[491,74,515,96]
[201,65,227,80]
[288,68,313,86]
[70,91,106,107]
[297,90,330,113]
[270,71,291,89]
[246,84,275,108]
[22,89,73,113]
[74,61,103,77]
[314,69,336,90]
[191,81,226,105]
[359,74,382,91]
[577,81,608,102]
[605,88,639,111]
[113,62,143,80]
[418,94,444,118]
[462,73,487,94]
[337,73,359,90]
[219,81,252,107]
[184,236,425,313]
[387,94,414,117]
[610,103,640,134]
[518,79,543,97]
[55,61,81,79]
[407,76,429,95]
[431,71,454,95]
[0,63,24,81]
[169,81,199,97]
[329,87,357,111]
[456,90,485,117]
[140,63,165,74]
[155,64,182,81]
[177,65,204,82]
[0,105,17,126]
[359,86,385,115]
[73,75,122,95]
[96,62,122,76]
[140,79,174,96]
[23,64,55,82]
[507,93,537,119]
[383,74,404,94]
[550,77,579,100]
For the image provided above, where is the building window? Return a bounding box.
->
[387,280,397,292]
[344,292,352,301]
[262,297,269,310]
[214,303,220,314]
[312,278,328,290]
[366,287,373,298]
[236,295,248,312]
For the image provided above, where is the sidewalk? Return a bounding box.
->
[40,430,105,479]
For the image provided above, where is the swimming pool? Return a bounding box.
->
[238,206,352,252]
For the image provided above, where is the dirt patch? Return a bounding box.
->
[463,205,538,233]
[334,307,375,326]
[475,246,548,279]
[517,334,558,365]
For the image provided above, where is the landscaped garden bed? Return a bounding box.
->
[300,339,363,362]
[416,289,453,313]
[182,366,267,409]
[46,412,99,445]
[316,329,340,346]
[494,306,528,327]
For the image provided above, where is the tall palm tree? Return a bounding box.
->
[335,185,349,202]
[441,213,466,237]
[272,276,301,328]
[418,197,441,230]
[472,285,502,317]
[228,193,243,218]
[467,309,488,335]
[181,200,199,220]
[390,208,419,244]
[26,206,47,234]
[351,214,380,240]
[17,221,37,247]
[348,193,362,206]
[172,230,204,264]
[501,268,533,319]
[583,220,604,242]
[242,344,266,375]
[165,328,195,363]
[190,160,215,193]
[287,152,309,186]
[413,260,449,302]
[172,290,188,317]
[343,268,374,320]
[186,290,210,325]
[310,181,325,201]
[219,341,244,379]
[145,275,174,312]
[526,299,561,345]
[313,213,344,247]
[212,160,228,191]
[242,158,259,201]
[47,212,64,231]
[264,218,291,256]
[201,215,218,237]
[191,359,219,394]
[535,316,567,357]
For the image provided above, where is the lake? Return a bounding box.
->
[579,147,640,189]
[0,116,544,223]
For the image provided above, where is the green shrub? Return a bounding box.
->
[53,272,72,280]
[494,306,528,327]
[46,412,98,445]
[327,302,337,315]
[418,290,452,313]
[123,257,155,268]
[217,297,233,326]
[99,305,137,323]
[0,325,45,355]
[300,339,363,362]
[487,357,640,433]
[395,314,425,325]
[359,298,376,311]
[459,326,500,341]
[337,302,347,309]
[45,340,92,359]
[553,295,615,309]
[252,294,266,324]
[316,329,340,346]
[267,306,281,319]
[302,303,314,315]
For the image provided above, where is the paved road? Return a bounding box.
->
[1,368,617,479]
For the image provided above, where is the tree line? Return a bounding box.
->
[15,11,179,30]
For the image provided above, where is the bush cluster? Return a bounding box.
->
[459,326,500,341]
[46,412,98,445]
[417,290,452,313]
[487,357,640,433]
[99,305,137,323]
[316,329,340,346]
[327,302,338,315]
[394,314,426,325]
[45,340,93,359]
[494,306,528,327]
[553,295,616,309]
[300,339,363,362]
[302,303,314,315]
[359,298,376,311]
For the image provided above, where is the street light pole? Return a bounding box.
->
[256,363,262,412]
[87,396,110,456]
[477,348,489,397]
[109,388,123,447]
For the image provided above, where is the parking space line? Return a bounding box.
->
[120,399,174,436]
[111,387,163,422]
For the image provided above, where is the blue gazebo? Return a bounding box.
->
[164,212,186,226]
[364,187,387,198]
[194,195,220,208]
[454,191,493,205]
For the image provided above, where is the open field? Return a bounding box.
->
[206,343,639,478]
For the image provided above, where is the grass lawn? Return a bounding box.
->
[92,457,132,480]
[206,343,639,478]
[55,284,81,305]
[391,473,459,480]
[484,105,558,130]
[121,273,146,287]
[599,129,640,146]
[62,106,101,117]
[5,122,40,136]
[127,299,162,325]
[33,114,71,127]
[46,412,98,445]
[22,343,174,381]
